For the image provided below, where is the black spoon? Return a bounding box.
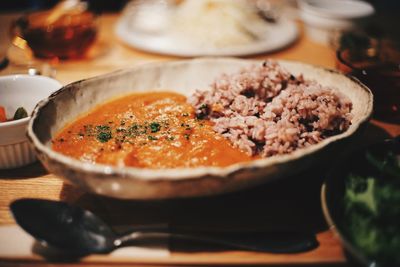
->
[10,198,318,255]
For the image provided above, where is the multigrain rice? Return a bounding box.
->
[189,61,352,157]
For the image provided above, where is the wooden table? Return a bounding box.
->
[0,13,399,267]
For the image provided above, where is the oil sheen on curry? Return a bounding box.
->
[52,92,253,168]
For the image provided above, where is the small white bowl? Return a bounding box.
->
[298,0,374,45]
[0,75,62,169]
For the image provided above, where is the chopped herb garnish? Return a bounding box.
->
[97,131,112,143]
[96,125,110,131]
[131,124,139,130]
[96,125,112,143]
[149,122,161,133]
[184,134,190,140]
[148,135,158,141]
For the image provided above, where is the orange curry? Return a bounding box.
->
[52,92,254,168]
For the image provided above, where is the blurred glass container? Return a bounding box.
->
[0,13,20,69]
[14,4,97,60]
[337,33,400,123]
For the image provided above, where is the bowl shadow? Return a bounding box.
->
[58,161,331,253]
[0,161,48,179]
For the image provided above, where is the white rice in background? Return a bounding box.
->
[189,60,353,157]
[172,0,269,48]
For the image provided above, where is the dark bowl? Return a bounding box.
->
[322,137,400,267]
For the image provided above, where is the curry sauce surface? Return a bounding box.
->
[52,92,253,168]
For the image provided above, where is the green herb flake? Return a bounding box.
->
[148,135,158,141]
[96,125,112,143]
[132,124,139,129]
[150,122,161,133]
[96,125,110,131]
[97,131,112,143]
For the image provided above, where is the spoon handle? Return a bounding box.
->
[117,230,318,253]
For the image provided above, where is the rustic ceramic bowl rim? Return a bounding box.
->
[27,58,373,182]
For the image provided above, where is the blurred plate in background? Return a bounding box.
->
[115,1,298,57]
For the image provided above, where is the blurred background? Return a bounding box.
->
[1,0,399,121]
[0,0,128,12]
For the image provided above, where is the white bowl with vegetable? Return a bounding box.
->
[0,75,62,169]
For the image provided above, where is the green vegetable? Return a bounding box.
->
[343,146,400,265]
[13,107,28,120]
[345,174,377,214]
[366,150,400,179]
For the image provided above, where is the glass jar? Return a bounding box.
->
[336,33,400,123]
[14,7,97,60]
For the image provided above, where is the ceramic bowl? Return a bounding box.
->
[0,75,62,169]
[298,0,374,45]
[27,58,372,199]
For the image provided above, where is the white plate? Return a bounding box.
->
[115,17,298,57]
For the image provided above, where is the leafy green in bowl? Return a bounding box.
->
[322,138,400,266]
